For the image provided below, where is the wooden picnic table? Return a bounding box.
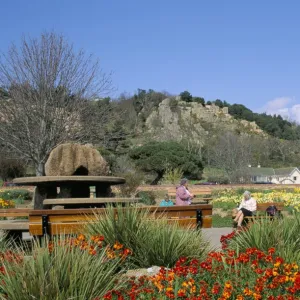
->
[13,176,126,209]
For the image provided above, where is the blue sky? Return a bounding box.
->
[1,0,300,120]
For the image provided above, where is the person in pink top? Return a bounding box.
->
[176,178,194,206]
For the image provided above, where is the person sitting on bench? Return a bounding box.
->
[233,191,257,229]
[159,194,174,207]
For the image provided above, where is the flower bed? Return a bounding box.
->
[0,231,299,299]
[104,247,300,299]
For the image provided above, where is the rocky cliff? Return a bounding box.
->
[145,98,264,145]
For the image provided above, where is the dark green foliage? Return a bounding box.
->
[136,191,156,205]
[228,104,300,140]
[0,87,9,99]
[130,141,203,184]
[193,97,205,105]
[180,91,193,102]
[132,89,166,115]
[206,101,212,105]
[214,99,224,108]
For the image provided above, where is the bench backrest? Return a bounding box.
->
[29,205,213,236]
[167,188,212,202]
[256,202,285,211]
[0,209,31,218]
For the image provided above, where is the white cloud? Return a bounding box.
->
[291,104,300,123]
[259,97,300,123]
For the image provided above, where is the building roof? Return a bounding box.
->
[247,167,275,176]
[274,168,298,176]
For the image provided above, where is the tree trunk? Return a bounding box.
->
[151,172,163,185]
[35,162,45,176]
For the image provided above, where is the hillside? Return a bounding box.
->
[121,89,300,143]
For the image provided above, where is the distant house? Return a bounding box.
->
[248,167,274,183]
[248,166,300,184]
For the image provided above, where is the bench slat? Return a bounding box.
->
[29,216,213,236]
[256,203,285,210]
[44,198,138,205]
[0,209,31,218]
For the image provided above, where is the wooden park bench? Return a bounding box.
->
[28,204,213,237]
[232,202,285,227]
[0,209,31,240]
[167,187,213,204]
[245,202,285,221]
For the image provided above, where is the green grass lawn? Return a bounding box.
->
[212,215,232,228]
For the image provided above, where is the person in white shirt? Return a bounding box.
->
[233,191,257,229]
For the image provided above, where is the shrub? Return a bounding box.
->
[130,141,203,185]
[0,236,123,299]
[228,213,300,262]
[0,189,32,204]
[192,97,205,105]
[179,91,192,102]
[135,191,156,205]
[117,172,144,197]
[85,205,210,268]
[161,167,183,184]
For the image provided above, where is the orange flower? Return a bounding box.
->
[268,247,275,254]
[225,281,232,289]
[77,234,85,241]
[177,289,186,297]
[113,241,123,250]
[243,287,252,296]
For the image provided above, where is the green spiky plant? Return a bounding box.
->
[228,213,300,262]
[0,237,122,300]
[85,205,211,268]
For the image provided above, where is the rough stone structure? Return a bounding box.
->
[45,143,109,176]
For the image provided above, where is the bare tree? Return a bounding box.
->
[210,132,252,183]
[0,32,113,175]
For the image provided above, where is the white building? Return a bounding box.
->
[272,168,300,184]
[248,166,300,184]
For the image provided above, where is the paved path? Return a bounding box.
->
[202,227,233,250]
